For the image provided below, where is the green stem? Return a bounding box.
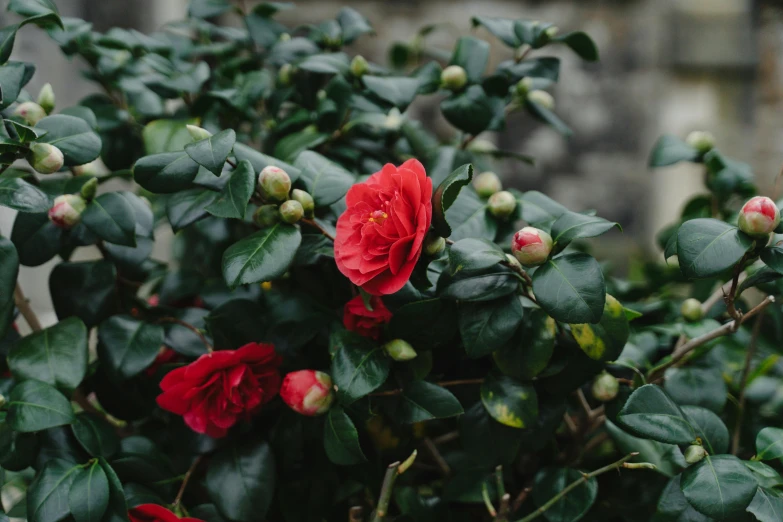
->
[371,461,400,522]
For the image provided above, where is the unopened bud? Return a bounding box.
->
[466,139,497,153]
[511,227,553,267]
[279,33,291,42]
[72,160,101,177]
[528,90,555,110]
[80,177,98,201]
[591,372,619,402]
[398,450,418,475]
[685,130,715,154]
[505,253,522,271]
[384,107,403,130]
[350,55,369,77]
[279,200,304,224]
[684,444,707,465]
[29,143,64,174]
[514,44,533,62]
[0,394,5,409]
[253,204,280,227]
[383,339,417,361]
[423,232,446,257]
[258,165,292,201]
[544,26,559,39]
[291,189,314,217]
[186,124,212,141]
[473,171,502,198]
[680,298,703,322]
[278,63,293,85]
[280,370,335,416]
[48,194,86,229]
[514,77,534,99]
[37,83,55,114]
[441,65,468,91]
[488,190,517,219]
[13,101,46,126]
[738,196,780,237]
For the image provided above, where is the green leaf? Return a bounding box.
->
[448,238,505,275]
[27,458,80,522]
[555,31,599,61]
[0,62,31,110]
[471,17,520,47]
[756,427,783,461]
[676,218,754,279]
[7,380,75,432]
[71,413,119,458]
[6,119,45,142]
[459,294,524,358]
[331,331,390,405]
[323,406,366,466]
[680,455,758,520]
[11,211,61,266]
[98,458,130,522]
[520,191,569,225]
[526,99,572,136]
[222,223,302,288]
[206,439,276,522]
[362,76,420,110]
[460,401,522,466]
[480,373,538,429]
[386,298,458,348]
[0,237,19,340]
[441,85,502,135]
[569,294,629,362]
[297,52,350,74]
[50,260,116,327]
[449,36,490,82]
[760,247,783,275]
[446,187,496,242]
[294,150,354,207]
[605,420,685,478]
[493,309,556,381]
[81,192,136,247]
[205,159,255,219]
[664,367,727,413]
[8,317,87,393]
[747,487,783,522]
[9,0,62,21]
[681,405,729,455]
[532,253,606,324]
[36,115,101,166]
[133,151,201,194]
[533,467,597,522]
[550,211,621,248]
[0,177,50,212]
[189,0,232,18]
[274,130,328,163]
[616,384,696,445]
[431,164,474,237]
[69,462,109,522]
[142,119,195,154]
[233,142,301,182]
[337,7,373,44]
[440,265,518,302]
[184,129,236,176]
[656,476,711,521]
[397,380,463,422]
[648,135,700,167]
[166,188,219,232]
[97,315,165,380]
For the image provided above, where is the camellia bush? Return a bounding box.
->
[2,1,783,521]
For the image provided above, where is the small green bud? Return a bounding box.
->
[684,444,707,465]
[72,160,101,177]
[685,130,715,154]
[591,372,619,402]
[253,204,280,227]
[278,63,294,85]
[48,194,86,229]
[0,394,5,409]
[29,142,64,174]
[13,101,46,126]
[514,77,535,100]
[473,171,502,198]
[423,232,446,256]
[544,26,559,39]
[80,177,98,201]
[258,165,292,201]
[279,200,304,224]
[350,54,369,77]
[384,107,404,130]
[186,124,212,141]
[440,65,468,91]
[527,90,555,110]
[488,190,517,219]
[505,253,522,271]
[680,298,703,322]
[279,32,291,42]
[466,138,497,153]
[291,189,315,218]
[383,339,418,361]
[37,83,55,114]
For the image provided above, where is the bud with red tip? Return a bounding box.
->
[13,101,46,126]
[29,143,64,174]
[48,194,87,229]
[488,190,517,219]
[591,372,619,402]
[738,196,780,237]
[474,171,502,198]
[441,65,468,91]
[511,227,553,266]
[280,370,335,416]
[258,165,292,201]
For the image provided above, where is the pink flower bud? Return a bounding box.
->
[48,194,86,229]
[280,370,335,416]
[29,143,64,174]
[258,165,291,201]
[738,196,780,237]
[13,101,46,126]
[511,227,553,266]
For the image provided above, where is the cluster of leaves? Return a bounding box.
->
[0,1,782,522]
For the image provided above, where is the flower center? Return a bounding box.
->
[368,210,388,224]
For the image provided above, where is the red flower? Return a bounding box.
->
[335,159,432,295]
[156,343,282,438]
[129,504,203,522]
[343,295,392,340]
[280,370,335,416]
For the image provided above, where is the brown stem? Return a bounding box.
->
[512,487,533,513]
[157,317,214,352]
[226,158,237,168]
[301,218,336,241]
[495,494,511,522]
[369,378,484,397]
[173,456,203,508]
[460,134,477,150]
[724,255,749,324]
[732,313,764,455]
[702,273,747,315]
[432,431,459,445]
[575,389,594,421]
[14,283,42,332]
[423,437,450,476]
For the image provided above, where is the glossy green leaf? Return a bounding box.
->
[82,192,136,247]
[27,458,80,522]
[184,128,235,176]
[331,332,390,405]
[459,294,524,358]
[616,384,696,445]
[555,31,599,61]
[11,211,61,266]
[493,309,556,381]
[71,413,120,458]
[222,223,302,288]
[397,380,464,422]
[747,487,783,522]
[681,405,729,455]
[441,85,502,135]
[605,420,685,478]
[550,211,621,247]
[533,467,597,522]
[8,316,87,393]
[5,119,45,142]
[677,219,754,279]
[98,458,130,522]
[664,367,727,413]
[362,76,420,110]
[532,253,606,324]
[0,237,19,340]
[569,294,629,362]
[655,476,712,522]
[448,237,505,275]
[460,401,522,466]
[431,164,474,237]
[205,159,255,219]
[480,373,538,429]
[9,0,62,21]
[323,406,366,466]
[0,62,30,110]
[471,17,520,47]
[36,114,101,166]
[189,0,232,18]
[446,187,496,242]
[0,177,50,212]
[520,190,569,225]
[680,455,757,520]
[69,462,109,522]
[756,427,783,461]
[233,142,301,182]
[49,260,116,327]
[440,265,518,302]
[7,380,75,432]
[760,247,783,275]
[648,135,700,167]
[294,150,354,207]
[449,36,490,82]
[166,188,219,232]
[337,6,373,43]
[133,151,201,193]
[97,315,165,380]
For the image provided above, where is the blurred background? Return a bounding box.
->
[0,0,779,322]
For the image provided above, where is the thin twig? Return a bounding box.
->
[301,218,336,241]
[562,413,578,436]
[370,378,484,397]
[702,274,747,314]
[157,317,213,352]
[371,461,401,522]
[732,313,764,455]
[576,389,594,421]
[495,494,511,522]
[482,483,497,517]
[423,437,450,476]
[173,456,203,507]
[227,158,237,168]
[432,431,459,445]
[14,283,42,332]
[512,487,532,512]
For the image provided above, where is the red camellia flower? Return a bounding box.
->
[280,370,335,416]
[156,343,282,438]
[129,504,203,522]
[343,295,392,340]
[335,159,433,295]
